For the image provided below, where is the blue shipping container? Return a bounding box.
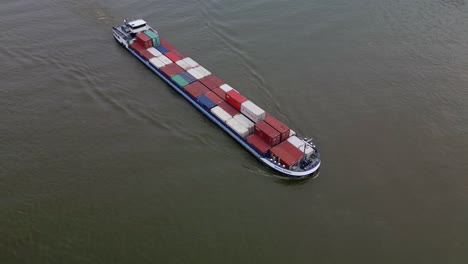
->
[179,71,197,84]
[155,45,169,54]
[197,94,216,110]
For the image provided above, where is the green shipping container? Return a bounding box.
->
[172,74,189,87]
[144,30,160,46]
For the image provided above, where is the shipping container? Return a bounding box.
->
[227,118,249,138]
[157,54,172,65]
[210,106,232,122]
[193,66,211,77]
[270,145,300,169]
[187,68,204,80]
[184,81,210,98]
[264,113,290,141]
[136,33,152,49]
[130,42,144,54]
[226,90,247,111]
[247,134,270,155]
[178,71,197,84]
[278,140,304,161]
[218,101,239,117]
[204,91,223,105]
[200,75,224,90]
[254,121,281,146]
[241,101,265,123]
[147,47,162,57]
[171,74,189,87]
[197,94,216,110]
[212,87,226,100]
[233,114,254,134]
[183,57,199,68]
[139,49,155,61]
[160,37,176,51]
[144,30,160,46]
[220,84,233,92]
[149,57,165,69]
[175,60,191,70]
[155,45,169,54]
[286,136,305,150]
[164,52,180,63]
[159,63,184,77]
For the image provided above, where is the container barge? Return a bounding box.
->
[112,19,321,179]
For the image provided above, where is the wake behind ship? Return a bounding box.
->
[112,19,321,179]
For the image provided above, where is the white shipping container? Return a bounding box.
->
[147,47,162,57]
[176,60,191,70]
[240,101,265,123]
[187,68,204,80]
[220,84,233,92]
[194,66,211,77]
[149,57,165,69]
[287,136,305,150]
[183,57,199,68]
[233,114,254,134]
[157,55,172,65]
[227,118,250,138]
[211,106,232,122]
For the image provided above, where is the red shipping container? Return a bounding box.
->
[160,63,184,77]
[264,113,290,142]
[254,121,281,146]
[160,37,176,51]
[130,42,144,54]
[270,145,301,169]
[171,49,187,59]
[204,91,223,105]
[165,52,180,63]
[212,87,226,99]
[184,81,210,98]
[226,90,247,111]
[247,134,270,155]
[218,101,239,117]
[200,75,224,90]
[139,50,155,61]
[136,33,153,49]
[278,140,304,161]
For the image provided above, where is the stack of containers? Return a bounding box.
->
[200,75,224,90]
[204,91,223,105]
[226,90,247,111]
[184,81,209,98]
[211,106,232,123]
[136,33,153,49]
[226,118,249,138]
[149,57,165,69]
[130,42,144,55]
[187,68,204,80]
[254,121,281,146]
[233,114,254,134]
[159,37,187,58]
[177,72,197,85]
[193,66,211,78]
[197,94,216,110]
[160,63,184,77]
[164,52,180,63]
[264,113,290,142]
[143,30,160,46]
[287,136,314,158]
[247,134,270,155]
[139,49,155,61]
[270,140,304,169]
[218,101,239,117]
[240,101,265,123]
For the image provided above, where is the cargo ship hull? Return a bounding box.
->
[112,20,321,179]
